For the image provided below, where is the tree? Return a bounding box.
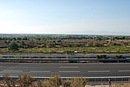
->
[8,42,19,51]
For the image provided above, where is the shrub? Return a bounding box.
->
[96,55,107,59]
[68,58,77,63]
[17,74,34,87]
[115,55,125,59]
[62,79,72,87]
[2,74,15,87]
[8,42,19,51]
[71,77,87,87]
[48,75,62,87]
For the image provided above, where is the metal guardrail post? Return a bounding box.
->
[108,79,111,87]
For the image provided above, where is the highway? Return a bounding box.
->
[0,63,130,78]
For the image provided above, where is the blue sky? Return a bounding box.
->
[0,0,130,35]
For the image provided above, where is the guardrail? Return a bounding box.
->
[0,57,129,63]
[0,75,129,85]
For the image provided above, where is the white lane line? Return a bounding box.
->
[60,66,78,68]
[30,71,51,72]
[3,70,23,72]
[59,71,80,73]
[118,70,130,72]
[88,70,110,73]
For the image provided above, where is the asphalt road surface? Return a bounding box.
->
[0,63,130,78]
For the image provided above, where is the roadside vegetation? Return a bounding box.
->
[0,74,129,87]
[0,34,130,53]
[1,74,87,87]
[96,55,125,59]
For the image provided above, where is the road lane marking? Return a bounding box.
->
[88,70,110,73]
[3,70,23,72]
[60,66,78,68]
[59,71,80,72]
[30,71,51,72]
[118,70,130,72]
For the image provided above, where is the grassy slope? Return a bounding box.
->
[0,46,130,53]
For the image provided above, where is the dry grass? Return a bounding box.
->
[0,74,129,87]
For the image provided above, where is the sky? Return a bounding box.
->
[0,0,130,35]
